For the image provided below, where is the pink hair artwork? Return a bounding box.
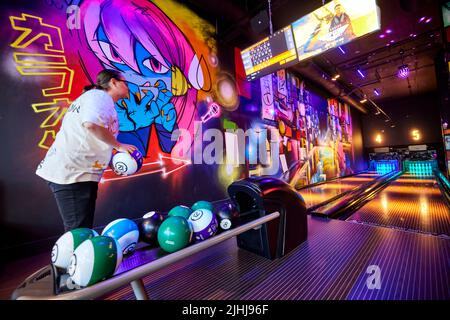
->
[71,0,211,157]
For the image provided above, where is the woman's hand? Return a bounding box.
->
[116,143,138,153]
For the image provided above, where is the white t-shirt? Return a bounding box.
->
[36,89,119,184]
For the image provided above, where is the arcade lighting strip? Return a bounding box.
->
[16,212,280,300]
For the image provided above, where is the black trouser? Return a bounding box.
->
[47,181,98,232]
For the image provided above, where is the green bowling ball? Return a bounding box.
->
[168,205,193,219]
[191,200,214,212]
[68,236,122,287]
[157,216,193,253]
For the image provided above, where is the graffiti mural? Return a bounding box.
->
[7,0,225,182]
[239,67,356,187]
[73,0,210,156]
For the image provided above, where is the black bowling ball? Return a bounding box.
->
[215,203,240,231]
[139,211,164,245]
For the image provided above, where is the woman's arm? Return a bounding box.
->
[83,122,137,153]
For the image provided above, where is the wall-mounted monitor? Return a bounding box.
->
[292,0,380,62]
[241,25,298,81]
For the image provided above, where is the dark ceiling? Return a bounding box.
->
[183,0,446,116]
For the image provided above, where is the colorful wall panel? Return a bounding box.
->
[236,68,360,188]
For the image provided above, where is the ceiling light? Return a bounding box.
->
[373,88,381,96]
[397,64,410,79]
[375,134,383,143]
[331,74,340,81]
[411,129,421,141]
[357,68,365,78]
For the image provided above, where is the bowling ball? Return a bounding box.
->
[157,216,192,253]
[68,235,122,287]
[143,210,164,219]
[110,149,143,176]
[52,228,98,270]
[188,209,218,242]
[215,203,240,231]
[138,211,164,245]
[168,205,192,219]
[102,218,139,255]
[191,200,214,212]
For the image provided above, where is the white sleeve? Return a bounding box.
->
[81,91,114,128]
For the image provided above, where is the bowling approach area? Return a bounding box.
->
[3,168,450,301]
[1,0,450,303]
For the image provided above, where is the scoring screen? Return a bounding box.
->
[241,26,298,81]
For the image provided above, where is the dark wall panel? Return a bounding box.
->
[362,93,442,148]
[351,108,368,171]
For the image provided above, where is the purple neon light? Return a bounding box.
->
[398,65,410,79]
[425,18,432,23]
[386,29,392,34]
[379,34,386,39]
[357,69,365,78]
[338,46,346,54]
[374,88,381,96]
[419,16,426,23]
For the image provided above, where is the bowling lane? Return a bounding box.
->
[299,172,381,209]
[347,174,450,236]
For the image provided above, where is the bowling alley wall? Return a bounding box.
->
[0,0,366,259]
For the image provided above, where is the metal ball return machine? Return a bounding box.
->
[12,177,307,300]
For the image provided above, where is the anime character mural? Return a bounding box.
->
[71,0,211,160]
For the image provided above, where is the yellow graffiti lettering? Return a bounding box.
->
[16,66,74,96]
[10,13,64,53]
[9,13,75,150]
[38,130,56,150]
[13,52,67,65]
[32,99,70,128]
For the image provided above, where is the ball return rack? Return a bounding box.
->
[12,177,307,300]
